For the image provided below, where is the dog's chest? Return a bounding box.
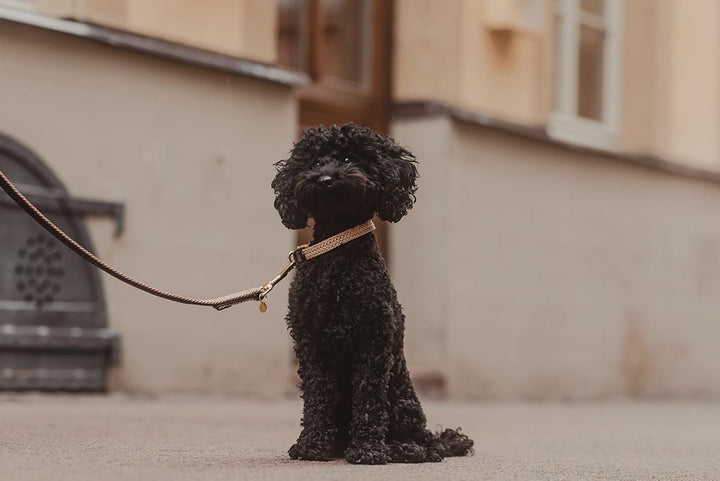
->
[289,252,392,345]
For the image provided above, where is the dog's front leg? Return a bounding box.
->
[345,340,391,465]
[288,352,339,461]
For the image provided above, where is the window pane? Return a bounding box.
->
[577,24,604,121]
[581,0,604,15]
[323,0,371,88]
[277,0,307,70]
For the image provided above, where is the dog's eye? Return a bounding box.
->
[343,157,352,163]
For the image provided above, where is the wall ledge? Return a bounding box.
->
[0,7,309,88]
[393,101,720,187]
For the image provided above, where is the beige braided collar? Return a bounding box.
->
[257,220,376,310]
[293,219,376,263]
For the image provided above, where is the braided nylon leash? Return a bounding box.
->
[0,167,375,312]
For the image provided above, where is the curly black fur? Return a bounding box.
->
[272,124,473,465]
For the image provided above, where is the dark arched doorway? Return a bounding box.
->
[0,133,120,391]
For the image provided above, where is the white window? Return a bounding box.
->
[550,0,623,151]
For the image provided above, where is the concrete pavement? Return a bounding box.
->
[1,395,719,480]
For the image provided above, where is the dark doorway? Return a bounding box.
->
[0,133,119,391]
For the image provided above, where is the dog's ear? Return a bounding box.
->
[375,141,418,223]
[271,158,308,230]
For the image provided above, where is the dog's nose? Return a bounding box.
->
[318,175,333,186]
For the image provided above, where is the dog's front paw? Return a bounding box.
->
[288,440,333,461]
[345,443,389,465]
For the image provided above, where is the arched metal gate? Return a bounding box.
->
[0,133,120,391]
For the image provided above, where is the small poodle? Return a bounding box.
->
[272,123,473,464]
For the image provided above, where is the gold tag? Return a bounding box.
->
[259,301,267,313]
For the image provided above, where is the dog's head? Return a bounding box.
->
[271,123,418,229]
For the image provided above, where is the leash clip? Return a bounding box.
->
[257,244,308,312]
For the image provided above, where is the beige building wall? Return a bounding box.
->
[393,116,720,399]
[3,0,719,401]
[395,0,720,170]
[394,0,547,125]
[35,0,278,63]
[393,0,465,108]
[620,0,658,155]
[0,22,295,396]
[652,0,720,170]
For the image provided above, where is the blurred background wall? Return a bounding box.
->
[0,0,719,399]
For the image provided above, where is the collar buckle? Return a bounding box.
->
[290,244,309,264]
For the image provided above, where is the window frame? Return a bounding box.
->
[549,0,624,151]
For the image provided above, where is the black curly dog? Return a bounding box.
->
[272,123,473,464]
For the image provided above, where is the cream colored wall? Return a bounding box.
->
[36,0,277,63]
[0,23,295,396]
[620,0,657,154]
[394,0,549,125]
[37,0,126,28]
[393,116,720,399]
[389,117,453,383]
[652,0,720,170]
[393,0,464,107]
[458,0,547,124]
[624,0,720,168]
[395,0,720,171]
